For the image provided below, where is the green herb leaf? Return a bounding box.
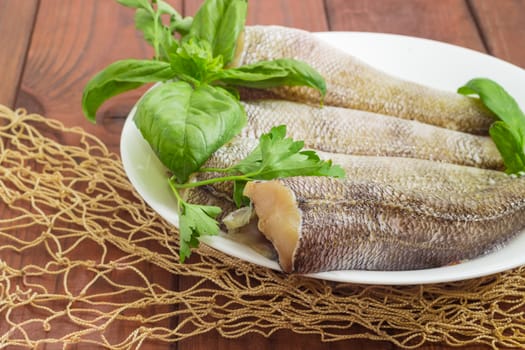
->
[169,38,223,84]
[133,81,246,183]
[156,0,179,16]
[127,0,187,60]
[458,77,525,173]
[134,8,179,61]
[171,16,193,36]
[134,8,156,43]
[188,0,247,65]
[178,201,221,263]
[232,125,345,179]
[117,0,150,9]
[82,59,173,122]
[489,121,525,174]
[212,59,327,97]
[458,78,525,136]
[233,180,249,207]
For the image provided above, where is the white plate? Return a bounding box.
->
[120,32,525,285]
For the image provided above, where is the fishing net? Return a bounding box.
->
[0,104,524,349]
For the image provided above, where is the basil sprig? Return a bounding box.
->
[187,0,248,66]
[458,78,525,174]
[82,0,340,262]
[82,60,172,122]
[134,81,246,184]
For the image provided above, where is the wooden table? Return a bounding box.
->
[1,0,524,349]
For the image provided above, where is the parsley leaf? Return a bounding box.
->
[172,125,346,213]
[232,125,345,180]
[178,201,221,263]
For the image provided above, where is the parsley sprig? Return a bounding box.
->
[171,125,345,262]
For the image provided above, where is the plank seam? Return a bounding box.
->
[13,0,41,109]
[322,0,333,31]
[466,0,490,54]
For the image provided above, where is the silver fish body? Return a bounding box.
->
[234,25,495,134]
[241,100,502,169]
[195,138,525,273]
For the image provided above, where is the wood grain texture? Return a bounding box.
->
[469,0,525,68]
[325,0,486,51]
[184,0,328,31]
[0,0,39,107]
[15,0,181,152]
[9,2,181,349]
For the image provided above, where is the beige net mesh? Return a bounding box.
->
[0,104,524,349]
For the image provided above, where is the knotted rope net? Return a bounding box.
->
[0,104,524,349]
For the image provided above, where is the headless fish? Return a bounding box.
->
[241,100,502,169]
[193,138,525,273]
[233,25,495,134]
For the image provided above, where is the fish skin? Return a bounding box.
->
[196,138,525,273]
[241,100,503,169]
[269,172,525,273]
[235,25,495,134]
[202,137,505,196]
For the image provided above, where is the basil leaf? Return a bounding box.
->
[212,59,327,97]
[82,59,173,122]
[458,78,525,136]
[156,0,178,15]
[133,82,246,183]
[188,0,247,65]
[134,8,157,48]
[489,121,525,174]
[156,0,191,38]
[171,16,193,36]
[458,78,525,174]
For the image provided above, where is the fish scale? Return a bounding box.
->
[203,138,507,196]
[240,100,503,169]
[235,25,495,134]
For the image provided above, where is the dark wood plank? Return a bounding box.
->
[469,0,525,68]
[184,0,328,31]
[0,0,39,107]
[325,0,485,51]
